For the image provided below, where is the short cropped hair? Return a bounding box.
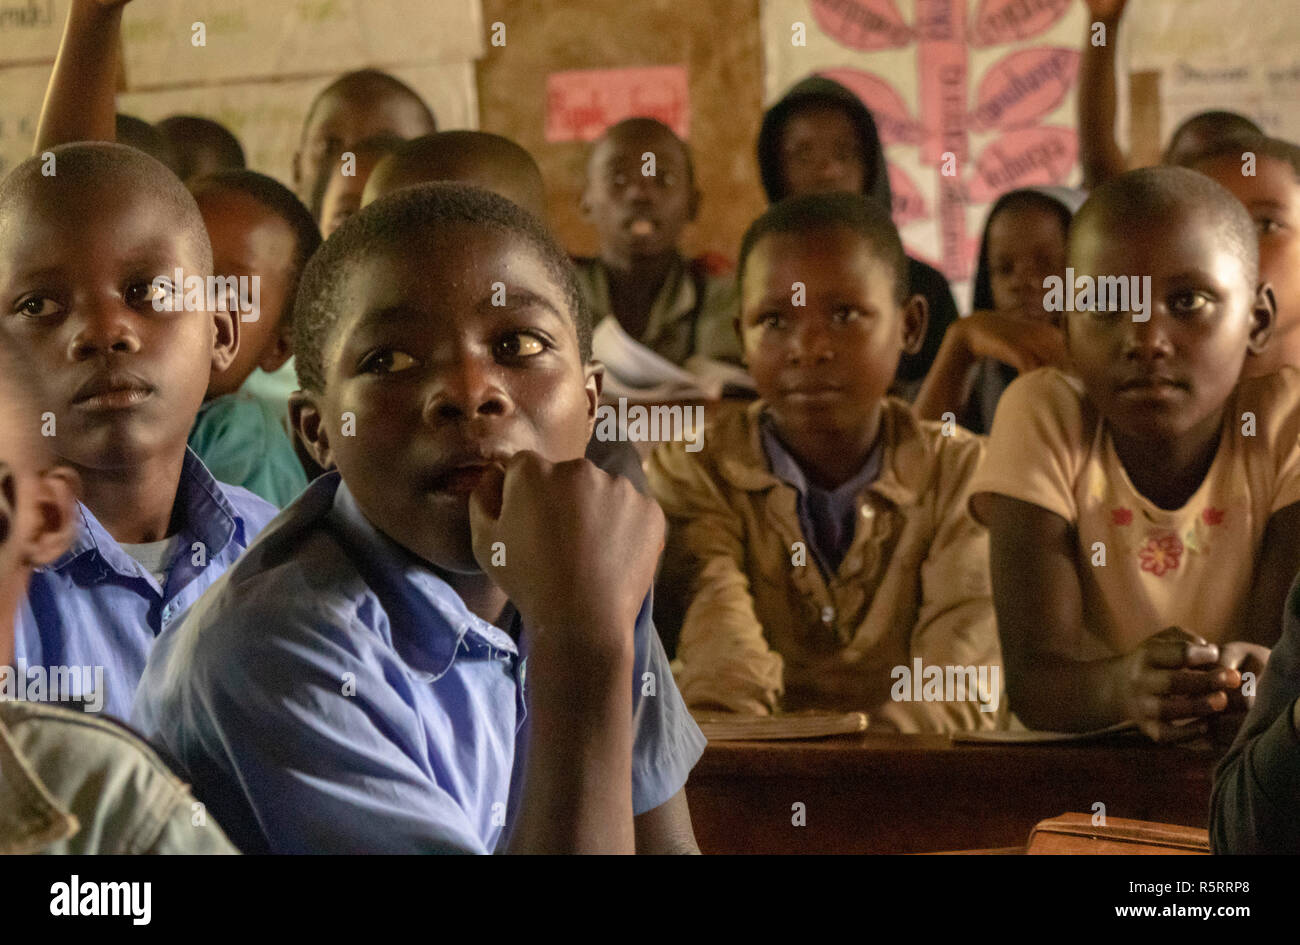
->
[0,142,211,273]
[1180,134,1300,183]
[738,192,909,304]
[115,113,180,174]
[293,183,591,393]
[1164,111,1263,165]
[366,131,546,217]
[300,69,436,146]
[1070,166,1258,280]
[156,115,246,180]
[189,170,322,335]
[592,117,695,188]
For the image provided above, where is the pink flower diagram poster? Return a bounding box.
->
[762,0,1089,309]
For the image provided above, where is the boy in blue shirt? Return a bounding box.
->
[0,343,237,855]
[0,143,277,720]
[134,184,705,853]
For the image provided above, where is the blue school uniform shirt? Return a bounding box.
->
[132,471,707,854]
[13,449,278,721]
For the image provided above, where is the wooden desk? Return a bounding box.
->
[684,733,1220,855]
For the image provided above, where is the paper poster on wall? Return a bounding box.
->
[0,63,51,175]
[0,0,65,64]
[545,65,690,143]
[121,0,484,88]
[1158,61,1300,147]
[761,0,1087,310]
[1124,0,1300,73]
[119,61,479,186]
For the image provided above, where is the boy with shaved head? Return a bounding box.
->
[578,117,743,370]
[0,143,277,720]
[294,68,437,215]
[363,130,548,219]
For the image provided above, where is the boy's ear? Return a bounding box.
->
[210,303,239,374]
[291,149,304,194]
[258,331,293,374]
[289,390,335,471]
[22,466,79,569]
[1247,283,1278,355]
[900,292,928,356]
[583,360,605,436]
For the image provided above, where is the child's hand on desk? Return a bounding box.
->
[1215,642,1270,712]
[1120,627,1239,742]
[469,450,665,680]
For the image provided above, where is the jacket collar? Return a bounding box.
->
[715,398,926,510]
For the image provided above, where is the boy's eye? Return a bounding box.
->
[127,280,172,309]
[15,295,64,319]
[833,306,864,323]
[1256,217,1286,236]
[495,331,547,359]
[1169,291,1210,315]
[611,172,629,188]
[360,349,418,375]
[758,311,785,329]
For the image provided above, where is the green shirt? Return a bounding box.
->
[0,701,237,854]
[188,391,307,509]
[573,255,743,366]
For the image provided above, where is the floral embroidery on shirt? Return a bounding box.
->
[1112,508,1133,526]
[1202,507,1225,526]
[1138,534,1183,577]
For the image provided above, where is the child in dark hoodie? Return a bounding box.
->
[757,76,961,399]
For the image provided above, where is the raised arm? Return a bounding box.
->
[34,0,131,152]
[1076,0,1130,189]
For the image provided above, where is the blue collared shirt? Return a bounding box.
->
[132,472,707,854]
[14,449,277,720]
[760,414,883,577]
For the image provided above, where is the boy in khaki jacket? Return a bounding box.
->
[648,193,1003,732]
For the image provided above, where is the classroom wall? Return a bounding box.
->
[476,0,769,261]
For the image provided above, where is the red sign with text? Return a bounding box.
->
[545,66,690,143]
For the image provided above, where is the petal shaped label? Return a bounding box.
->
[970,47,1079,131]
[810,0,914,51]
[967,126,1077,201]
[971,0,1072,47]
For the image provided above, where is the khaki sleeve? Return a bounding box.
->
[647,440,783,714]
[146,797,241,854]
[968,368,1085,527]
[1258,368,1300,514]
[875,434,1006,733]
